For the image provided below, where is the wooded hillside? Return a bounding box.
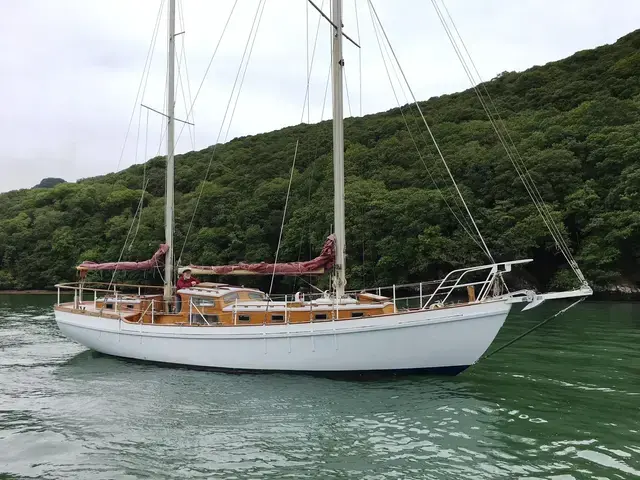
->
[1,30,639,292]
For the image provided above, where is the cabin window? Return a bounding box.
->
[248,292,266,301]
[191,296,215,307]
[271,314,284,323]
[314,313,327,320]
[223,293,240,304]
[125,304,134,310]
[104,303,113,310]
[190,314,219,325]
[238,314,251,322]
[351,312,364,318]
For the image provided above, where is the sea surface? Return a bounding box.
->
[1,294,639,479]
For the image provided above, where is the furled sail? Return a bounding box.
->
[184,235,336,276]
[76,244,169,271]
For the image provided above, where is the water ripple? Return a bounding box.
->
[1,296,639,479]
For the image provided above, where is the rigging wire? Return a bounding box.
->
[367,3,475,237]
[268,140,300,299]
[176,0,196,150]
[343,68,353,117]
[354,0,365,284]
[106,175,152,291]
[174,0,240,147]
[105,1,164,281]
[366,1,477,242]
[354,0,362,117]
[177,0,267,265]
[129,109,152,251]
[296,14,333,289]
[367,0,495,263]
[224,0,268,142]
[115,0,165,173]
[481,296,586,360]
[306,0,310,124]
[431,0,586,284]
[178,0,196,147]
[291,1,333,289]
[264,141,300,320]
[366,1,490,258]
[365,7,479,239]
[300,0,327,123]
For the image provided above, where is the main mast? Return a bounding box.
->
[331,0,347,298]
[164,0,176,300]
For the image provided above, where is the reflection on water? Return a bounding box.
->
[1,294,639,479]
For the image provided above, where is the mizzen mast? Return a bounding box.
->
[164,0,176,301]
[331,0,346,298]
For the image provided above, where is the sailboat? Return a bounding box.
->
[53,0,592,375]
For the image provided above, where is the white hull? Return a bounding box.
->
[54,301,511,374]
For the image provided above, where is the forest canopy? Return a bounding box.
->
[1,30,639,292]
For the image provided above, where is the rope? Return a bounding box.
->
[482,296,586,360]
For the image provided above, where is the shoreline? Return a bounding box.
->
[0,290,58,295]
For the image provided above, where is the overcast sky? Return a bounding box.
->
[2,0,639,193]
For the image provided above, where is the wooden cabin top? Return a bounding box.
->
[177,282,269,301]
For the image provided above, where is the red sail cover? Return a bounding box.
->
[76,244,169,271]
[187,234,336,276]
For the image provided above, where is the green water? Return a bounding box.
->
[1,295,639,479]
